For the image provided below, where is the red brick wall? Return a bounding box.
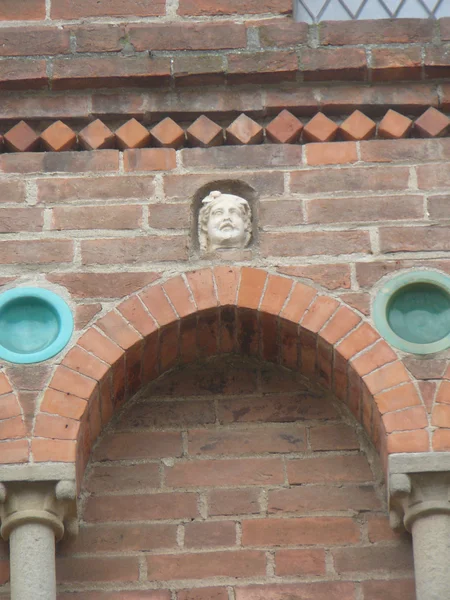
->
[56,356,415,599]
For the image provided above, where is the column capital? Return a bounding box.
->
[389,453,450,533]
[0,464,77,542]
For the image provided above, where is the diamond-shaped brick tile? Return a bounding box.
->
[151,117,185,149]
[339,110,376,141]
[414,107,450,138]
[378,109,412,139]
[187,115,224,148]
[303,112,338,143]
[226,113,264,145]
[115,118,151,150]
[4,121,40,152]
[266,109,303,144]
[79,119,116,150]
[40,121,77,152]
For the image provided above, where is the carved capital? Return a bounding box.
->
[389,454,450,533]
[0,465,77,542]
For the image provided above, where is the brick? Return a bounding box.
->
[115,118,150,150]
[129,22,246,51]
[178,0,290,15]
[151,118,185,149]
[418,163,450,189]
[125,148,177,172]
[32,438,76,462]
[228,51,297,83]
[371,47,422,82]
[305,141,357,166]
[188,425,305,455]
[47,272,159,299]
[269,484,379,513]
[238,267,267,310]
[425,45,450,79]
[261,230,370,257]
[266,109,303,144]
[174,54,225,86]
[242,517,359,546]
[360,137,442,163]
[320,306,360,344]
[120,399,215,428]
[58,593,169,600]
[226,114,264,145]
[73,24,125,53]
[381,225,450,252]
[362,579,416,600]
[63,523,175,554]
[436,379,450,404]
[182,144,302,170]
[260,275,293,317]
[0,416,26,440]
[178,589,228,600]
[415,107,450,138]
[333,544,413,574]
[163,276,196,318]
[351,340,398,377]
[378,109,413,139]
[51,0,165,18]
[288,455,373,484]
[139,285,177,327]
[336,323,380,361]
[0,439,28,464]
[0,180,25,203]
[50,365,97,399]
[85,463,160,494]
[258,19,308,47]
[62,346,108,381]
[1,0,45,19]
[97,311,142,350]
[93,431,182,461]
[387,429,429,454]
[78,119,115,150]
[301,296,339,334]
[303,112,338,143]
[41,388,87,421]
[260,200,304,227]
[81,236,188,264]
[280,282,317,324]
[340,292,370,316]
[164,171,283,200]
[4,120,39,152]
[37,175,155,203]
[301,47,367,82]
[291,165,409,194]
[117,296,157,338]
[219,393,337,423]
[52,56,170,90]
[364,361,410,395]
[214,266,240,305]
[0,394,21,420]
[321,18,433,44]
[208,488,260,516]
[51,205,141,231]
[383,406,428,433]
[428,194,450,219]
[40,121,77,152]
[0,239,73,265]
[147,550,265,581]
[184,520,236,547]
[34,414,79,440]
[0,59,47,91]
[187,115,224,148]
[56,556,139,583]
[148,203,190,229]
[310,423,360,451]
[1,151,119,175]
[0,208,43,233]
[85,492,199,522]
[236,583,355,600]
[275,549,325,576]
[0,26,69,56]
[166,458,284,487]
[339,110,376,141]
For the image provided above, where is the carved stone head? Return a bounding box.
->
[198,190,252,253]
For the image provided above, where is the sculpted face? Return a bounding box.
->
[199,191,251,252]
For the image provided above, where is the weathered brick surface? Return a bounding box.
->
[55,357,413,596]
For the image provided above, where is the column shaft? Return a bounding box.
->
[9,522,56,600]
[411,513,450,600]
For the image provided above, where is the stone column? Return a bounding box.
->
[389,454,450,600]
[0,465,77,600]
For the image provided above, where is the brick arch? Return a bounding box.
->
[31,266,429,487]
[0,370,28,464]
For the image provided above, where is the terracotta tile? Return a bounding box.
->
[151,117,185,149]
[378,109,412,139]
[414,106,450,138]
[187,115,223,147]
[303,112,338,143]
[115,118,150,150]
[226,114,264,145]
[339,110,376,141]
[40,120,77,152]
[4,120,39,152]
[266,109,303,144]
[78,119,115,150]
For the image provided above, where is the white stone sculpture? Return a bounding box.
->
[198,190,252,253]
